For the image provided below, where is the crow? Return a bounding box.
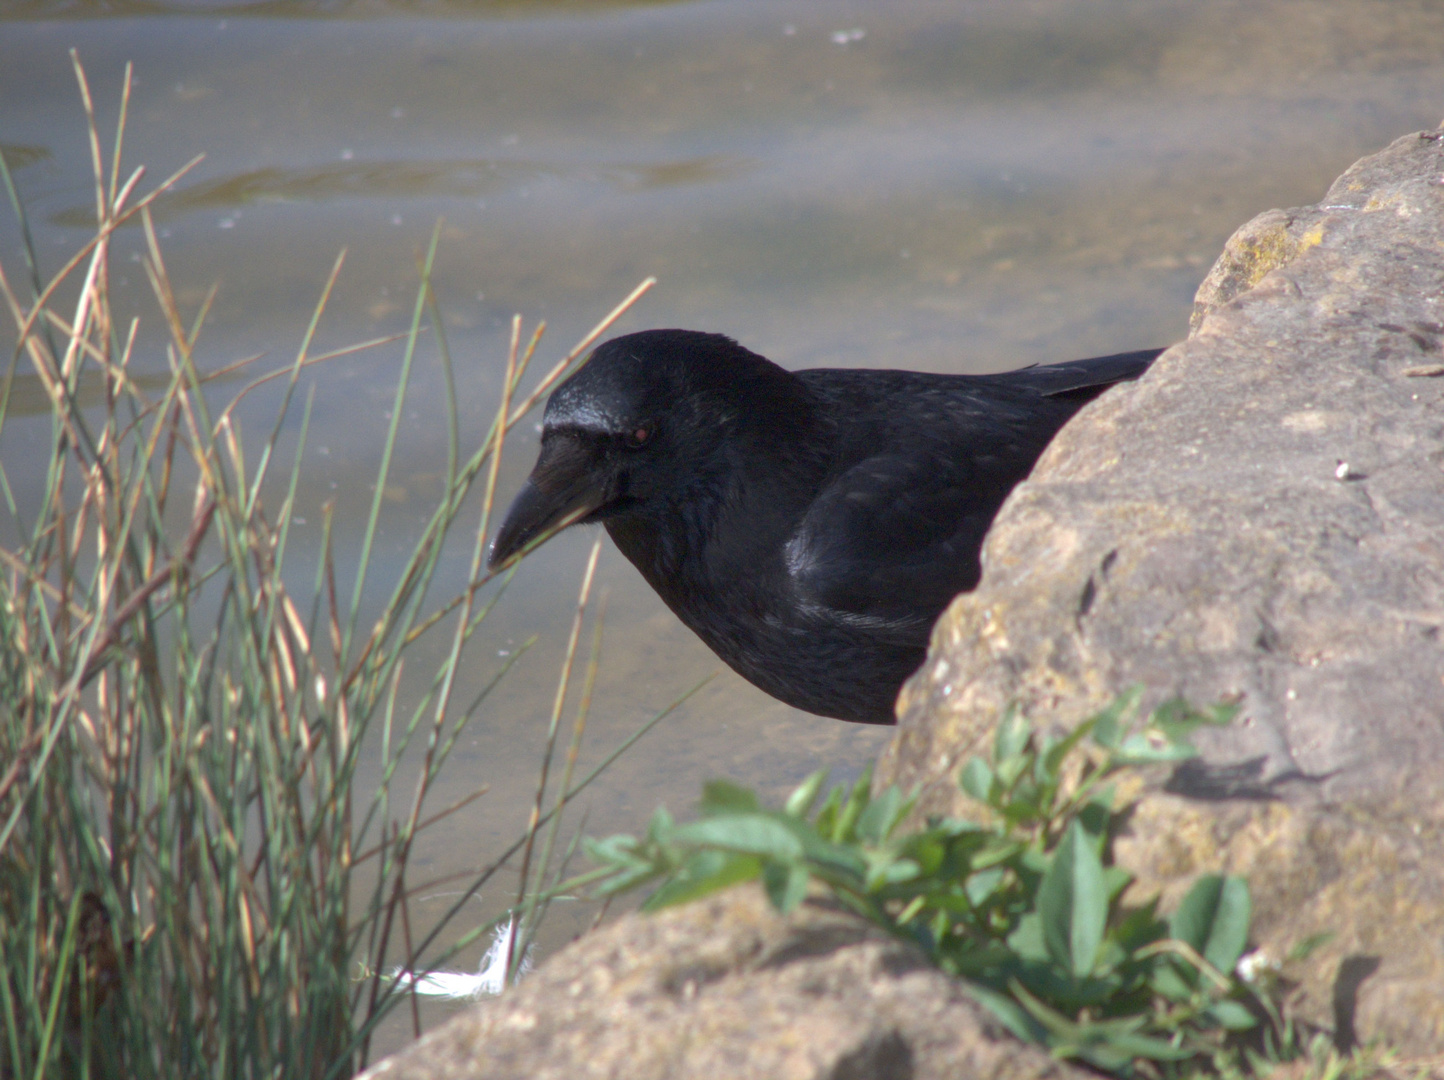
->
[489,330,1160,724]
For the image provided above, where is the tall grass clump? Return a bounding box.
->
[0,55,662,1079]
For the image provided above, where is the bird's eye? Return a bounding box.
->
[624,425,653,449]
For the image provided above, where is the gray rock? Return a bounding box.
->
[879,126,1444,1050]
[364,127,1444,1079]
[359,886,1087,1080]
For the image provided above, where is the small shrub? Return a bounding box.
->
[584,690,1321,1076]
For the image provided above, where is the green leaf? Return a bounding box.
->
[800,836,869,878]
[670,813,805,862]
[1086,685,1144,751]
[1041,720,1096,779]
[1114,731,1200,764]
[1205,877,1251,974]
[959,757,993,803]
[1171,875,1251,975]
[972,837,1023,872]
[998,783,1043,825]
[1008,912,1049,962]
[964,866,1005,907]
[1076,798,1113,843]
[1037,821,1107,978]
[1170,874,1222,950]
[831,769,872,842]
[933,815,989,839]
[813,785,845,836]
[856,784,908,843]
[643,851,761,910]
[882,858,923,886]
[1008,977,1088,1039]
[1072,1042,1136,1073]
[784,769,828,818]
[1016,965,1122,1012]
[993,705,1031,764]
[1090,939,1128,977]
[958,982,1048,1045]
[1111,897,1164,952]
[943,939,1017,979]
[585,833,669,894]
[700,779,759,814]
[1086,1031,1195,1063]
[763,861,810,913]
[1207,1000,1259,1031]
[1149,962,1197,1002]
[863,851,921,891]
[1151,696,1236,741]
[1201,699,1243,727]
[995,752,1031,791]
[591,860,666,898]
[579,722,1276,1077]
[902,832,945,878]
[584,833,645,863]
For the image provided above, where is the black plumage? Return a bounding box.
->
[489,330,1160,724]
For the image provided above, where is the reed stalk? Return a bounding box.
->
[0,55,660,1080]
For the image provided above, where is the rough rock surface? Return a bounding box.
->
[358,886,1087,1080]
[880,125,1444,1050]
[362,128,1444,1079]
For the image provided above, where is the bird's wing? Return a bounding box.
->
[784,351,1162,632]
[783,444,1007,633]
[989,348,1164,399]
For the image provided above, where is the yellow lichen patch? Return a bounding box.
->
[1234,222,1323,293]
[1230,224,1293,289]
[1363,190,1422,218]
[1190,211,1327,331]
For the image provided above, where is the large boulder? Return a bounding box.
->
[879,125,1444,1050]
[359,886,1087,1080]
[363,127,1444,1078]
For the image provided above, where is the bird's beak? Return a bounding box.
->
[488,436,610,570]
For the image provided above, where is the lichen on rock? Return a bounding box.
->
[1188,210,1325,332]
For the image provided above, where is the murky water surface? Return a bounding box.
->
[4,0,1442,1052]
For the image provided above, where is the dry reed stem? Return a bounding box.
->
[1,53,676,1079]
[1,144,200,361]
[506,533,604,979]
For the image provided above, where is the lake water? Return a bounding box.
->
[3,0,1441,1056]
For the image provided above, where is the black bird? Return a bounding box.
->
[489,330,1160,725]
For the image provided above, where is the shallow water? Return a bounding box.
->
[3,0,1442,1055]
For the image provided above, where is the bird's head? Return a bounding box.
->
[487,329,807,569]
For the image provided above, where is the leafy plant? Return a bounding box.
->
[584,690,1288,1075]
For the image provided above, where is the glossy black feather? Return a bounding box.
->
[490,331,1161,724]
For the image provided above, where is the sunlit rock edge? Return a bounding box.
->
[362,124,1444,1078]
[885,122,1444,1052]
